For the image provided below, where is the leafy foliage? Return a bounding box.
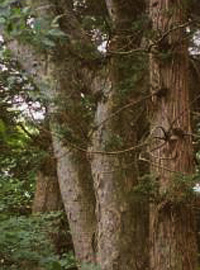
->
[134,172,199,204]
[0,215,55,269]
[0,212,77,270]
[0,175,34,216]
[0,0,67,50]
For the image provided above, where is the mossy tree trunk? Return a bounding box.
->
[149,1,197,269]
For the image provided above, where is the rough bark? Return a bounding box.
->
[4,1,97,264]
[48,57,96,264]
[32,123,62,213]
[149,1,197,269]
[89,1,149,269]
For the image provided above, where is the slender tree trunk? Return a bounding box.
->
[89,1,149,269]
[149,1,197,269]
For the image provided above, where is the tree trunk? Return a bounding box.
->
[149,1,197,269]
[44,1,98,263]
[89,1,149,269]
[32,156,62,213]
[32,124,62,213]
[48,65,97,262]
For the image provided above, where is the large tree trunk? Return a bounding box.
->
[5,0,97,263]
[89,1,149,269]
[149,1,197,269]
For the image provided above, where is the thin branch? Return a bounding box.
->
[17,122,35,140]
[88,92,153,138]
[139,152,185,174]
[108,47,145,56]
[156,21,193,46]
[107,20,196,56]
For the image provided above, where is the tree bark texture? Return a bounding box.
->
[89,1,149,269]
[48,55,97,263]
[32,125,62,213]
[32,158,62,213]
[90,93,150,269]
[149,1,197,269]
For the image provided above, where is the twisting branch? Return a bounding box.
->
[107,20,196,56]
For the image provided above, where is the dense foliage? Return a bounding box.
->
[0,36,77,269]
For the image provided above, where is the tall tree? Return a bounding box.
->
[89,1,149,269]
[149,1,197,269]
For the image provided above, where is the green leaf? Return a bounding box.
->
[48,28,66,37]
[50,261,62,270]
[33,19,42,32]
[42,37,56,48]
[22,7,31,15]
[0,16,6,24]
